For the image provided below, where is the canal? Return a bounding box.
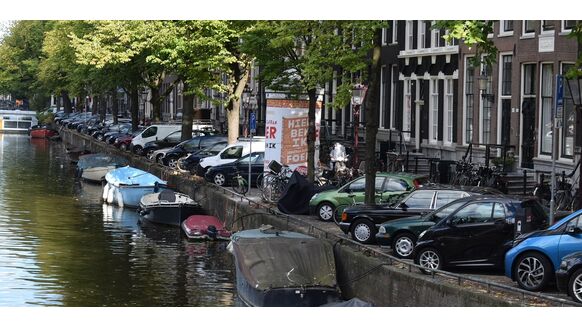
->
[0,134,237,306]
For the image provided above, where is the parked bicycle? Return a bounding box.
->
[231,171,248,195]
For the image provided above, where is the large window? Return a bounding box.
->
[403,80,412,140]
[524,20,536,34]
[481,64,493,144]
[524,64,536,96]
[563,20,576,32]
[465,58,475,144]
[405,21,413,50]
[562,63,575,158]
[540,63,553,155]
[431,23,446,47]
[542,20,555,33]
[445,79,454,144]
[392,20,398,43]
[501,20,514,33]
[418,21,426,49]
[430,79,439,142]
[501,55,512,96]
[390,65,398,129]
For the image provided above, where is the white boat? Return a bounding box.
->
[102,166,167,208]
[138,190,203,227]
[77,153,128,183]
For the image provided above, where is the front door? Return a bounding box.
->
[501,99,511,146]
[521,99,536,169]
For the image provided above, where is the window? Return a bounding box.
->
[390,65,398,129]
[382,28,388,45]
[141,126,158,138]
[346,178,365,193]
[481,64,493,144]
[562,63,575,158]
[220,146,243,159]
[238,152,261,164]
[430,79,439,142]
[445,30,458,46]
[444,79,454,144]
[405,21,413,50]
[565,216,582,230]
[524,64,536,96]
[208,142,226,152]
[540,63,553,155]
[563,20,576,32]
[403,191,434,209]
[523,20,536,34]
[165,131,182,143]
[384,178,409,192]
[375,177,387,192]
[450,202,495,225]
[177,82,183,110]
[465,58,475,144]
[418,21,426,49]
[501,55,512,96]
[431,201,465,221]
[380,66,386,128]
[501,20,514,33]
[435,191,464,208]
[392,20,398,43]
[431,24,445,47]
[492,203,506,220]
[403,80,412,139]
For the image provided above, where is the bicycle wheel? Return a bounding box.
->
[231,176,248,195]
[256,173,264,191]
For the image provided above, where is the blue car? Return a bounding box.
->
[505,210,582,291]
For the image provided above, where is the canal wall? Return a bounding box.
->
[61,130,514,307]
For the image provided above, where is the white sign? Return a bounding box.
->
[264,99,321,173]
[539,36,555,53]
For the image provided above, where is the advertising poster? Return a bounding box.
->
[264,98,321,173]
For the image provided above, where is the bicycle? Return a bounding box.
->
[260,161,292,203]
[231,171,248,195]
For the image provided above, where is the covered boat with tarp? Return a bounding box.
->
[228,226,341,307]
[138,190,203,227]
[102,166,168,208]
[77,153,129,183]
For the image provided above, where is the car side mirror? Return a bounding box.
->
[566,226,582,234]
[399,203,409,210]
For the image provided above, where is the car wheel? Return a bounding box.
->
[514,252,553,292]
[568,268,582,303]
[156,154,165,165]
[392,232,417,259]
[120,143,128,151]
[351,219,376,244]
[416,247,442,274]
[213,173,226,186]
[168,157,179,169]
[146,150,155,160]
[316,202,335,222]
[133,146,143,156]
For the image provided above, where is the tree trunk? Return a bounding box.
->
[307,88,317,183]
[151,87,161,123]
[99,95,106,122]
[56,96,61,112]
[364,29,382,205]
[181,82,194,141]
[62,91,72,114]
[130,88,139,131]
[111,88,119,125]
[92,96,99,115]
[226,66,250,145]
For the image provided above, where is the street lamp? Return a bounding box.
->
[242,87,251,137]
[351,83,368,168]
[567,73,582,209]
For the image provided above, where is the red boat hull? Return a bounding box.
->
[181,215,231,240]
[30,128,59,139]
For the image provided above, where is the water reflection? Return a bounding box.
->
[0,135,236,306]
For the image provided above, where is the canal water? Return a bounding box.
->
[0,135,237,306]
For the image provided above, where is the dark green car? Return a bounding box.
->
[375,198,468,259]
[309,172,427,222]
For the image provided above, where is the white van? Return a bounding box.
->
[131,124,181,155]
[197,137,265,175]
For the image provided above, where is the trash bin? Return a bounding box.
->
[438,161,455,184]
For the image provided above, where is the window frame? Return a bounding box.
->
[464,56,475,145]
[405,20,413,50]
[523,20,536,37]
[403,79,412,141]
[429,79,439,143]
[539,63,554,156]
[444,78,454,144]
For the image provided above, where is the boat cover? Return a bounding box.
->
[105,166,166,187]
[231,229,337,290]
[277,171,336,214]
[77,153,129,170]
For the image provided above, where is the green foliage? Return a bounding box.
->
[36,111,55,125]
[566,22,582,79]
[435,20,497,67]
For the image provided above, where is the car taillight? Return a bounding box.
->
[341,211,348,222]
[413,179,422,189]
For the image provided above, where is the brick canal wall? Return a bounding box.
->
[61,130,514,306]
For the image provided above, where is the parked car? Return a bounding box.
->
[177,142,228,173]
[556,251,582,303]
[414,196,548,273]
[504,209,582,292]
[143,130,184,159]
[113,128,144,151]
[340,185,503,245]
[204,152,265,187]
[309,172,427,223]
[163,134,227,166]
[196,137,266,176]
[131,124,182,155]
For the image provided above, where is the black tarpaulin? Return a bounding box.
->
[277,171,336,214]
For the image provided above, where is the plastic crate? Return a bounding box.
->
[268,160,283,174]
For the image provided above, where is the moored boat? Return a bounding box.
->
[102,166,167,208]
[138,190,203,227]
[228,225,341,307]
[77,153,129,183]
[181,215,231,240]
[29,125,59,139]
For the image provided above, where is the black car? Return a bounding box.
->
[178,142,228,173]
[413,195,548,273]
[143,130,184,159]
[204,152,264,187]
[339,185,503,244]
[556,251,582,303]
[163,135,227,166]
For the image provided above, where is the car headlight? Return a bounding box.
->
[560,260,568,270]
[378,226,386,234]
[418,230,427,239]
[310,193,319,202]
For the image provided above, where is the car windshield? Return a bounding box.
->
[425,200,465,222]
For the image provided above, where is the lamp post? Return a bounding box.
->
[242,87,251,138]
[567,73,582,209]
[351,83,368,169]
